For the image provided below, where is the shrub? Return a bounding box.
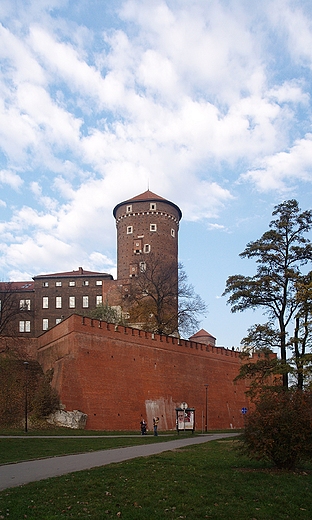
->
[241,389,312,470]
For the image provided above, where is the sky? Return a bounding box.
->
[1,0,312,348]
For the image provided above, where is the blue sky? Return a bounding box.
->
[1,0,312,347]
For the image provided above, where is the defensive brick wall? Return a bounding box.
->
[37,314,254,432]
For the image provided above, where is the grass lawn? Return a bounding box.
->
[0,432,177,465]
[1,437,311,519]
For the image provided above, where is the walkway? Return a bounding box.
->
[0,433,237,491]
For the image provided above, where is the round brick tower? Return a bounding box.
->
[113,190,182,281]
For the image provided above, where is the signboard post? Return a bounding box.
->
[176,406,195,434]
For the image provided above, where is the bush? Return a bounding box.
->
[241,389,312,470]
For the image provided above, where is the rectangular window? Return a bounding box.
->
[69,296,75,308]
[126,205,132,212]
[83,280,89,286]
[96,280,102,286]
[150,224,157,232]
[42,319,49,331]
[133,238,142,253]
[96,295,103,306]
[56,318,62,325]
[19,321,30,332]
[144,244,151,253]
[56,296,62,309]
[55,281,62,287]
[20,299,31,310]
[127,226,133,234]
[42,296,49,309]
[139,261,146,272]
[69,281,75,287]
[150,203,156,210]
[42,281,49,287]
[171,228,175,237]
[83,296,89,308]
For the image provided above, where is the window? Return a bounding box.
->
[83,296,89,308]
[150,224,157,232]
[42,296,48,309]
[144,244,151,253]
[150,203,156,211]
[69,281,75,287]
[96,295,103,306]
[171,228,175,237]
[69,296,75,308]
[42,319,49,331]
[83,280,89,286]
[56,318,62,325]
[133,238,142,254]
[20,299,31,310]
[42,281,49,287]
[19,320,30,333]
[96,280,102,286]
[126,205,132,212]
[139,261,146,272]
[129,264,138,277]
[127,226,133,234]
[55,281,62,287]
[56,296,62,309]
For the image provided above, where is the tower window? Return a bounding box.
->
[83,280,89,286]
[133,238,142,253]
[42,297,48,309]
[69,296,75,308]
[127,226,133,234]
[126,205,132,213]
[42,281,49,287]
[56,296,62,309]
[140,261,146,272]
[144,244,151,253]
[20,299,31,310]
[96,280,103,286]
[150,203,156,211]
[171,228,175,237]
[69,281,75,287]
[150,224,157,232]
[55,281,62,287]
[83,296,89,308]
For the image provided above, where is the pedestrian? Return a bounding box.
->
[140,418,147,435]
[153,416,159,436]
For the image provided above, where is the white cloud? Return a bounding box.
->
[241,133,312,191]
[0,170,23,190]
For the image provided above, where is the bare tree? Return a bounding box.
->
[126,255,207,337]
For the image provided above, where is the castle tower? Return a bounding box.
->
[113,190,182,281]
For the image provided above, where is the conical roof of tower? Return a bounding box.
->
[113,189,182,220]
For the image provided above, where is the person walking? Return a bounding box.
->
[153,417,159,436]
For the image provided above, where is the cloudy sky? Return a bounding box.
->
[1,0,312,347]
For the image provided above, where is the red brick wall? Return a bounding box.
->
[37,315,254,432]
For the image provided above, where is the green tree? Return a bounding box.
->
[223,200,312,388]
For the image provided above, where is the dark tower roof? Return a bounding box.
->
[113,190,182,220]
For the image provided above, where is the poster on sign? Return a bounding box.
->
[176,408,195,432]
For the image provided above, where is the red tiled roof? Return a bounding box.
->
[189,329,216,341]
[113,190,182,220]
[0,281,34,291]
[33,268,113,279]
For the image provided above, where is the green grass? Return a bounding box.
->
[0,433,180,464]
[1,438,312,519]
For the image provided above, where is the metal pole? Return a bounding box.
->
[24,362,29,433]
[204,384,208,432]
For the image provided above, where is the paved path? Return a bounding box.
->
[0,433,237,491]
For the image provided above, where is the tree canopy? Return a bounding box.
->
[223,199,312,388]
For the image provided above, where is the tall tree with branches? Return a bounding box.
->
[223,200,312,388]
[126,255,207,337]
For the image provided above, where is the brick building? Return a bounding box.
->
[0,190,257,431]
